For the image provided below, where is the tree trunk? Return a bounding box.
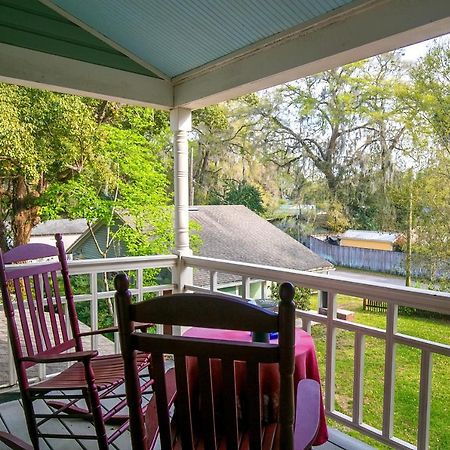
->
[11,176,40,246]
[0,220,9,251]
[405,173,413,287]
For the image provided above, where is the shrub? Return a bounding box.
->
[270,283,312,310]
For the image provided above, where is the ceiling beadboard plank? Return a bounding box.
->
[3,0,63,19]
[0,0,158,77]
[50,0,354,77]
[0,4,112,49]
[38,0,170,80]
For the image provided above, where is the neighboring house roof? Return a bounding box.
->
[340,230,403,244]
[62,206,332,288]
[65,209,158,255]
[190,205,333,287]
[30,219,89,249]
[31,219,89,236]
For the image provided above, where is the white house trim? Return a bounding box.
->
[173,0,450,109]
[170,108,193,298]
[0,43,173,109]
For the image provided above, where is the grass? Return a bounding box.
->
[309,294,450,449]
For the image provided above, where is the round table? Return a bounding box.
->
[183,327,328,446]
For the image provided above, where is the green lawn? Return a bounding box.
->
[309,295,450,449]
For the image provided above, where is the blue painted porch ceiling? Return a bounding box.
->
[51,0,354,78]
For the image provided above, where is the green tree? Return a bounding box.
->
[270,283,312,310]
[209,179,265,214]
[41,125,173,257]
[38,102,173,325]
[411,41,450,153]
[404,41,450,288]
[190,100,281,211]
[191,105,230,204]
[0,84,100,249]
[245,54,421,231]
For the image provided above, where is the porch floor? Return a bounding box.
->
[0,392,374,450]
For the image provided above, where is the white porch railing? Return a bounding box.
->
[67,254,178,351]
[182,255,450,450]
[2,253,449,450]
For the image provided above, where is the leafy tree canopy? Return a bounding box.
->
[0,84,173,257]
[39,111,173,258]
[0,85,100,248]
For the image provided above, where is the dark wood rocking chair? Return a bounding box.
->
[0,234,152,450]
[115,275,321,450]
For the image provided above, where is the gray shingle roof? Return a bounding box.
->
[190,205,332,287]
[31,219,89,236]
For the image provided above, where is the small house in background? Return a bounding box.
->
[30,219,88,249]
[339,230,405,252]
[66,216,127,259]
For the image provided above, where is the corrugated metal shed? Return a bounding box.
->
[340,230,402,243]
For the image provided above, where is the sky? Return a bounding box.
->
[401,32,449,60]
[401,41,429,60]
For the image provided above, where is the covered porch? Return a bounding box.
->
[0,395,374,450]
[1,254,449,449]
[1,1,450,449]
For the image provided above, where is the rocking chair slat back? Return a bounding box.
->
[0,239,78,366]
[23,275,44,354]
[197,356,216,449]
[222,358,239,449]
[5,262,61,280]
[51,270,69,342]
[13,277,34,356]
[42,270,61,346]
[115,276,297,450]
[32,273,52,351]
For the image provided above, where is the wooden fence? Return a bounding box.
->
[308,236,430,277]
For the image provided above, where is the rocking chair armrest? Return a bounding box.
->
[78,327,118,337]
[78,322,152,338]
[21,350,98,364]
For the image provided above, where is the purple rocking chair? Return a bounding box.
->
[0,234,152,450]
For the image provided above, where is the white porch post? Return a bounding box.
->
[170,107,193,297]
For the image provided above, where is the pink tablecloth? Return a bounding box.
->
[183,327,328,446]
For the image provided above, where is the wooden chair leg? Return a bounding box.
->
[83,364,108,450]
[21,396,39,450]
[87,387,108,450]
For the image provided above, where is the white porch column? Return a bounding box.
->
[170,107,193,296]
